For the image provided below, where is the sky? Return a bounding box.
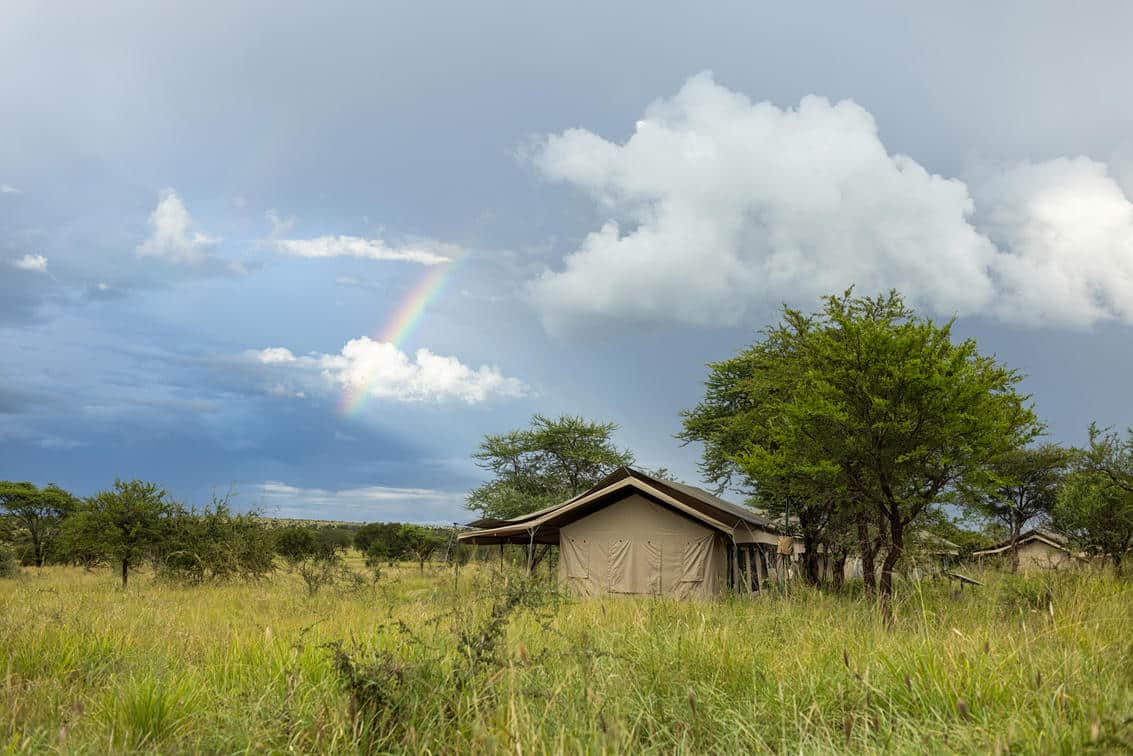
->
[2,2,1132,523]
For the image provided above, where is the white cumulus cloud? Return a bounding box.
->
[274,235,455,266]
[12,254,48,272]
[973,157,1133,327]
[245,337,525,404]
[137,189,221,265]
[528,72,1133,331]
[0,184,21,194]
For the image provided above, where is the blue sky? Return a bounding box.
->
[3,2,1133,522]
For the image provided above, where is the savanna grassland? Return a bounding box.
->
[2,562,1132,754]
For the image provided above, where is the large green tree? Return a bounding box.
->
[1054,425,1133,573]
[679,325,849,586]
[963,444,1072,572]
[0,481,78,566]
[467,414,634,520]
[61,479,176,589]
[1081,423,1133,493]
[686,291,1038,614]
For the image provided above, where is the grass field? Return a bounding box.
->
[2,560,1132,754]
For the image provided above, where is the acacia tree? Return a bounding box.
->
[468,414,634,520]
[680,332,850,587]
[1054,425,1133,573]
[688,291,1038,616]
[398,525,447,572]
[963,444,1072,571]
[62,479,176,589]
[1082,423,1133,493]
[0,481,78,566]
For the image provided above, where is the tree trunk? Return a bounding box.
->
[121,558,129,589]
[832,551,847,591]
[878,517,905,624]
[857,514,877,599]
[529,544,551,572]
[801,532,821,585]
[1010,519,1021,573]
[31,532,44,567]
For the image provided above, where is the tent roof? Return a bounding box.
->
[971,528,1068,557]
[915,530,961,555]
[458,467,778,545]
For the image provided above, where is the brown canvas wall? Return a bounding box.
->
[1015,540,1072,571]
[557,493,726,599]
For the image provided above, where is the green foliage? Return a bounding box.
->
[274,526,318,567]
[1055,441,1133,572]
[313,526,354,554]
[962,444,1072,570]
[0,543,18,578]
[296,548,345,596]
[0,480,78,566]
[684,290,1040,606]
[917,510,999,558]
[354,521,406,558]
[398,524,448,572]
[59,479,176,589]
[467,414,634,519]
[330,574,552,748]
[1081,422,1133,493]
[159,497,276,583]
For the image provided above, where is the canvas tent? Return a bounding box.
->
[971,529,1075,571]
[458,467,786,598]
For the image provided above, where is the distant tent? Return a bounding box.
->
[458,467,788,598]
[971,529,1076,571]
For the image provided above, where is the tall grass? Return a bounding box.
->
[2,563,1131,753]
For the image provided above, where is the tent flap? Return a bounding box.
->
[680,534,714,583]
[563,536,589,578]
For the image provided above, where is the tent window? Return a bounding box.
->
[681,534,714,583]
[609,539,662,594]
[563,537,589,578]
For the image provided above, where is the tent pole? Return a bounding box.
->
[527,527,537,574]
[741,547,751,595]
[732,537,741,593]
[738,546,747,593]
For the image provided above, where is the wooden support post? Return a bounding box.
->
[732,541,741,593]
[743,547,753,594]
[737,547,746,595]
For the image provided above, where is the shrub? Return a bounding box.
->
[0,543,19,578]
[158,501,276,584]
[274,526,317,568]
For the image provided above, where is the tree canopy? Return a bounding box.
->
[0,481,77,567]
[1055,425,1133,572]
[60,479,177,588]
[467,414,634,519]
[682,290,1039,613]
[962,444,1072,571]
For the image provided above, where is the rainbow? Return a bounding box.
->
[338,255,462,416]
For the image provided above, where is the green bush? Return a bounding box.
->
[0,543,19,578]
